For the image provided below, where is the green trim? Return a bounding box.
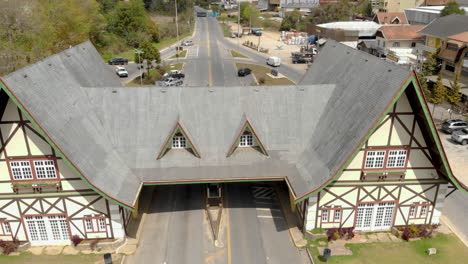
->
[143,178,284,186]
[411,78,468,194]
[295,75,414,204]
[12,181,60,187]
[364,171,406,175]
[0,80,134,211]
[0,191,96,199]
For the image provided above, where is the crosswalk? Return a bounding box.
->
[251,185,276,200]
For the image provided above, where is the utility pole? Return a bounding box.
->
[135,49,144,85]
[237,0,241,51]
[175,0,180,62]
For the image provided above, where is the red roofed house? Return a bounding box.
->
[375,25,426,67]
[373,12,409,25]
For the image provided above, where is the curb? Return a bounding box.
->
[440,215,468,247]
[306,247,315,264]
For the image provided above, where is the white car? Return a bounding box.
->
[451,128,468,145]
[181,40,193,46]
[266,56,281,67]
[164,77,183,86]
[115,66,128,78]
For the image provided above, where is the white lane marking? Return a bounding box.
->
[256,208,281,212]
[257,215,284,219]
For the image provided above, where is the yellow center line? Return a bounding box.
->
[225,188,232,264]
[206,20,213,87]
[204,249,225,263]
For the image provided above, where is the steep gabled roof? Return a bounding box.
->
[226,118,268,157]
[157,121,201,159]
[418,15,468,39]
[374,12,409,24]
[1,40,466,210]
[0,41,140,209]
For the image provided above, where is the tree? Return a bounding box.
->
[440,1,466,17]
[240,2,260,27]
[421,52,440,76]
[139,41,161,77]
[427,73,447,114]
[280,10,304,31]
[309,0,354,25]
[107,0,148,46]
[447,75,462,117]
[417,73,432,99]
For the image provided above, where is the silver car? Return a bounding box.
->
[451,128,468,145]
[441,120,468,134]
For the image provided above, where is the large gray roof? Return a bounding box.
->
[418,15,468,39]
[2,41,141,208]
[1,40,413,206]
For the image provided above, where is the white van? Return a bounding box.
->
[267,56,281,67]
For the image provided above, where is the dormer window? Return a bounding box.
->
[227,119,268,157]
[239,132,255,147]
[157,122,201,159]
[172,133,186,149]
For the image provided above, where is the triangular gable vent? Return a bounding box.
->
[157,122,201,159]
[227,119,268,157]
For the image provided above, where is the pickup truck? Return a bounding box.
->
[163,70,185,80]
[291,53,313,64]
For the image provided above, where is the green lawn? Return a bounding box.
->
[235,63,295,86]
[0,252,121,264]
[126,63,184,86]
[102,30,193,61]
[230,50,249,59]
[219,23,232,37]
[308,233,468,264]
[169,50,187,59]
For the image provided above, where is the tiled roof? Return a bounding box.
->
[378,25,426,40]
[374,12,409,24]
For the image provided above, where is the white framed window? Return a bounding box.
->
[239,134,254,147]
[321,210,329,222]
[84,219,93,232]
[364,151,386,168]
[98,218,106,232]
[420,205,428,217]
[34,160,57,179]
[386,150,408,168]
[334,209,341,222]
[172,136,186,149]
[10,161,33,180]
[409,206,416,218]
[0,221,11,235]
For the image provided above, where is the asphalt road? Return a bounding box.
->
[124,183,308,264]
[443,191,468,245]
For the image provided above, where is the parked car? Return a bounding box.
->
[251,28,262,36]
[292,52,313,64]
[441,120,468,134]
[163,70,185,80]
[266,56,281,67]
[164,77,183,86]
[115,66,128,78]
[272,14,280,17]
[231,32,242,38]
[181,40,193,46]
[238,68,252,77]
[108,57,128,65]
[451,128,468,145]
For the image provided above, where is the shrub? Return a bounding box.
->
[326,227,355,241]
[402,228,411,241]
[0,240,19,255]
[90,239,101,251]
[332,231,340,241]
[71,235,83,247]
[310,228,324,234]
[408,224,419,238]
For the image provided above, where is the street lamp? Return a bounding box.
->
[134,49,144,85]
[175,0,180,62]
[237,0,241,51]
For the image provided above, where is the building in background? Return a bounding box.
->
[279,0,319,12]
[373,12,409,24]
[374,25,426,66]
[377,0,425,12]
[437,32,468,87]
[405,5,468,25]
[308,21,381,48]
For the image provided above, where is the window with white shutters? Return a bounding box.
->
[321,210,329,222]
[364,151,386,168]
[0,221,11,235]
[34,160,57,179]
[172,136,186,148]
[10,161,33,180]
[9,159,58,181]
[239,134,254,147]
[387,150,408,168]
[83,216,107,233]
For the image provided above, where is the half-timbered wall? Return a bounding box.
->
[0,98,125,243]
[305,91,448,231]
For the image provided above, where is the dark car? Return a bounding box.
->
[238,68,252,77]
[108,57,128,65]
[441,120,468,134]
